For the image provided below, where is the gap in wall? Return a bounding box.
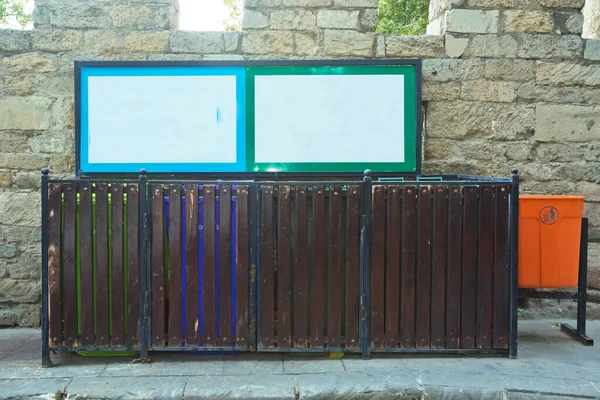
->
[0,0,33,30]
[178,0,242,31]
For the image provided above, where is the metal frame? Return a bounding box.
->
[41,169,51,368]
[518,217,594,346]
[509,169,520,358]
[74,59,423,178]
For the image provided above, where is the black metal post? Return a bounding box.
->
[41,168,52,368]
[560,217,594,345]
[138,169,151,361]
[249,183,258,351]
[359,170,373,360]
[509,168,519,359]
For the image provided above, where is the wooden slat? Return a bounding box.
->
[168,186,182,346]
[431,185,448,349]
[203,185,217,346]
[477,186,495,349]
[259,185,275,347]
[461,186,479,349]
[385,185,401,349]
[185,185,199,344]
[111,184,125,347]
[235,185,250,348]
[310,185,326,348]
[150,184,165,347]
[400,186,417,349]
[62,183,77,347]
[126,184,140,347]
[219,184,232,345]
[446,185,462,349]
[48,183,62,348]
[493,186,510,349]
[79,183,94,347]
[293,185,309,348]
[277,186,292,349]
[370,185,386,349]
[344,185,361,349]
[95,183,110,346]
[416,186,432,349]
[327,185,343,348]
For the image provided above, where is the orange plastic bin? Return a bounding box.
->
[519,195,584,288]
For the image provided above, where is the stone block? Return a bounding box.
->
[385,35,445,58]
[466,0,521,7]
[426,101,535,140]
[375,35,385,57]
[12,171,43,189]
[0,244,19,259]
[261,0,282,6]
[534,143,599,162]
[553,11,583,34]
[243,10,269,29]
[270,9,317,30]
[34,76,75,97]
[3,76,34,96]
[423,82,461,101]
[124,31,169,52]
[518,34,583,59]
[147,53,202,61]
[422,59,485,82]
[170,31,223,53]
[537,62,600,87]
[3,53,58,74]
[0,153,49,171]
[317,10,359,29]
[446,9,499,34]
[203,54,245,60]
[0,280,40,303]
[0,225,41,245]
[242,31,294,54]
[50,155,75,173]
[517,82,586,104]
[223,32,240,52]
[0,97,53,130]
[108,4,153,28]
[83,30,123,53]
[460,81,517,102]
[0,133,28,153]
[0,191,41,228]
[282,0,332,5]
[585,202,600,227]
[0,172,11,188]
[360,8,378,32]
[463,34,517,58]
[585,40,600,61]
[0,30,31,52]
[32,30,83,52]
[0,308,17,326]
[38,4,111,29]
[15,304,40,327]
[445,34,469,58]
[484,59,535,81]
[28,132,71,154]
[504,10,553,33]
[323,30,375,56]
[535,104,600,142]
[333,0,378,6]
[577,181,600,202]
[294,32,318,55]
[7,253,40,280]
[537,0,585,9]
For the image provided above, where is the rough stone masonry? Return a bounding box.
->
[0,0,599,326]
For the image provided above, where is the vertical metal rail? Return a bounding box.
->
[509,168,519,358]
[360,170,373,359]
[41,168,52,368]
[249,183,259,351]
[138,169,151,360]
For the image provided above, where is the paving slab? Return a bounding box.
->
[66,376,187,400]
[0,378,70,399]
[283,356,345,374]
[184,374,298,400]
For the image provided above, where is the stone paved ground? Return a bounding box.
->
[0,320,598,399]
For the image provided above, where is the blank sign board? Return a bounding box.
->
[76,61,420,175]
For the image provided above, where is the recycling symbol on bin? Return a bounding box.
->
[539,206,559,225]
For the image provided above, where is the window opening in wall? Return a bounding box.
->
[0,0,33,30]
[179,0,242,31]
[377,0,429,35]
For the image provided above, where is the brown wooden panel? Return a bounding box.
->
[235,185,250,348]
[477,186,495,349]
[48,183,62,348]
[370,185,386,349]
[126,184,140,347]
[431,185,448,349]
[310,185,326,348]
[260,185,275,348]
[62,183,77,347]
[400,186,417,349]
[345,185,361,349]
[111,184,125,347]
[446,185,462,349]
[416,186,432,349]
[79,183,94,347]
[168,186,182,346]
[385,185,401,348]
[293,185,309,348]
[203,185,217,346]
[461,186,479,349]
[95,183,110,346]
[150,184,165,347]
[493,186,510,349]
[185,185,199,344]
[277,186,292,349]
[327,185,343,348]
[219,184,232,345]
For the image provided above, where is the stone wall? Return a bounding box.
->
[0,0,598,326]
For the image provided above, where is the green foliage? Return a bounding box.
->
[377,0,429,36]
[223,0,242,31]
[0,0,32,29]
